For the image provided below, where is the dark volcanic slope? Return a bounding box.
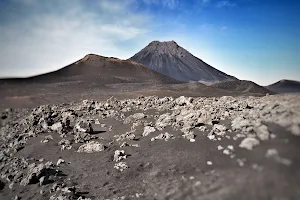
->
[0,54,180,85]
[266,79,300,93]
[211,80,274,95]
[130,40,237,83]
[0,54,183,108]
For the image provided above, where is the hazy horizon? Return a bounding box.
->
[0,0,299,85]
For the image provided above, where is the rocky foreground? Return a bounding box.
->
[0,94,300,200]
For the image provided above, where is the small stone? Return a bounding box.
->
[227,145,234,151]
[223,149,231,155]
[270,134,276,139]
[189,139,195,142]
[142,126,156,137]
[51,122,63,132]
[59,139,72,151]
[56,159,65,166]
[41,135,53,143]
[182,131,195,140]
[198,126,207,132]
[115,132,136,141]
[194,181,202,186]
[14,195,21,200]
[217,145,224,150]
[120,142,129,148]
[131,144,140,147]
[265,149,278,158]
[207,161,213,165]
[207,131,216,140]
[9,182,14,189]
[239,137,260,150]
[39,176,45,186]
[114,150,127,162]
[237,159,245,167]
[255,125,270,140]
[212,124,227,136]
[74,120,93,133]
[152,132,174,141]
[114,162,128,172]
[290,124,300,136]
[77,141,105,153]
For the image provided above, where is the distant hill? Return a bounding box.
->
[0,54,184,108]
[211,80,274,95]
[266,79,300,93]
[130,40,237,83]
[0,54,180,86]
[0,53,275,109]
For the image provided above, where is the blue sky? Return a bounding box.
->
[0,0,299,85]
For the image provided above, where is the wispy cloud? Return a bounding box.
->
[216,0,237,8]
[0,0,150,77]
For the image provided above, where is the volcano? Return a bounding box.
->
[130,40,237,83]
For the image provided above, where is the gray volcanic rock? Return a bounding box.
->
[266,79,300,93]
[130,40,237,83]
[1,94,300,199]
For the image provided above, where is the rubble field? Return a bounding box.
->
[0,94,300,200]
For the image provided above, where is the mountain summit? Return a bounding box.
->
[130,40,237,83]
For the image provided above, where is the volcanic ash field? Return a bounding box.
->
[1,94,300,200]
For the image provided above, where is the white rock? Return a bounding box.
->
[56,159,65,166]
[265,149,278,158]
[239,137,260,150]
[290,124,300,136]
[51,122,62,131]
[207,161,213,165]
[41,135,53,143]
[77,141,105,153]
[207,131,215,140]
[155,113,174,130]
[182,132,195,140]
[223,149,231,155]
[255,124,270,140]
[114,150,127,162]
[213,124,227,136]
[198,126,207,132]
[142,126,156,137]
[175,96,192,106]
[270,134,276,139]
[151,132,174,141]
[114,162,128,172]
[227,145,234,150]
